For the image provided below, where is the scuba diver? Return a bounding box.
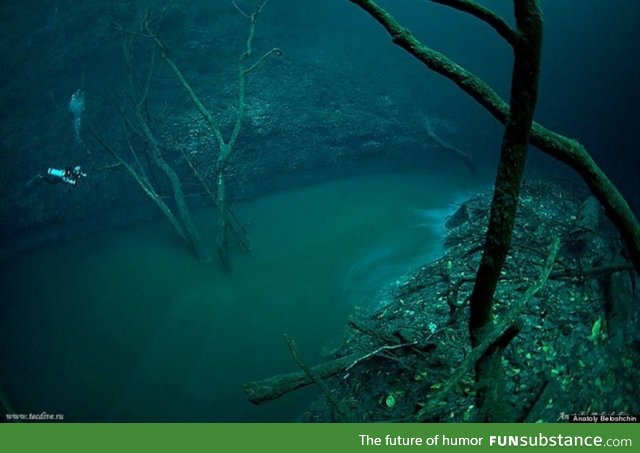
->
[46,166,86,186]
[25,165,86,188]
[23,90,89,189]
[47,165,87,186]
[24,165,87,190]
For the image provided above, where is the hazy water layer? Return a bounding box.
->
[0,172,475,421]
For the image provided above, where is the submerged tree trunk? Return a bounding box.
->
[467,0,543,421]
[88,124,189,245]
[155,155,209,262]
[134,109,210,262]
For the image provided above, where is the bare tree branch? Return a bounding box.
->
[244,48,284,75]
[349,0,640,273]
[87,123,189,242]
[430,0,518,45]
[135,2,281,269]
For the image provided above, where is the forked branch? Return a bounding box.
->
[349,0,640,273]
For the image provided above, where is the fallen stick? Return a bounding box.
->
[243,353,359,406]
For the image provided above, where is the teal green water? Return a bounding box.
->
[0,172,477,421]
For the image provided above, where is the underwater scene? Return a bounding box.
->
[0,0,638,422]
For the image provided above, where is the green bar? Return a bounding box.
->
[1,423,639,453]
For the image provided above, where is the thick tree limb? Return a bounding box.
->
[467,0,543,421]
[245,336,420,406]
[349,0,640,274]
[468,0,543,346]
[244,353,359,405]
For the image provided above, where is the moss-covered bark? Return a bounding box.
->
[467,0,543,421]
